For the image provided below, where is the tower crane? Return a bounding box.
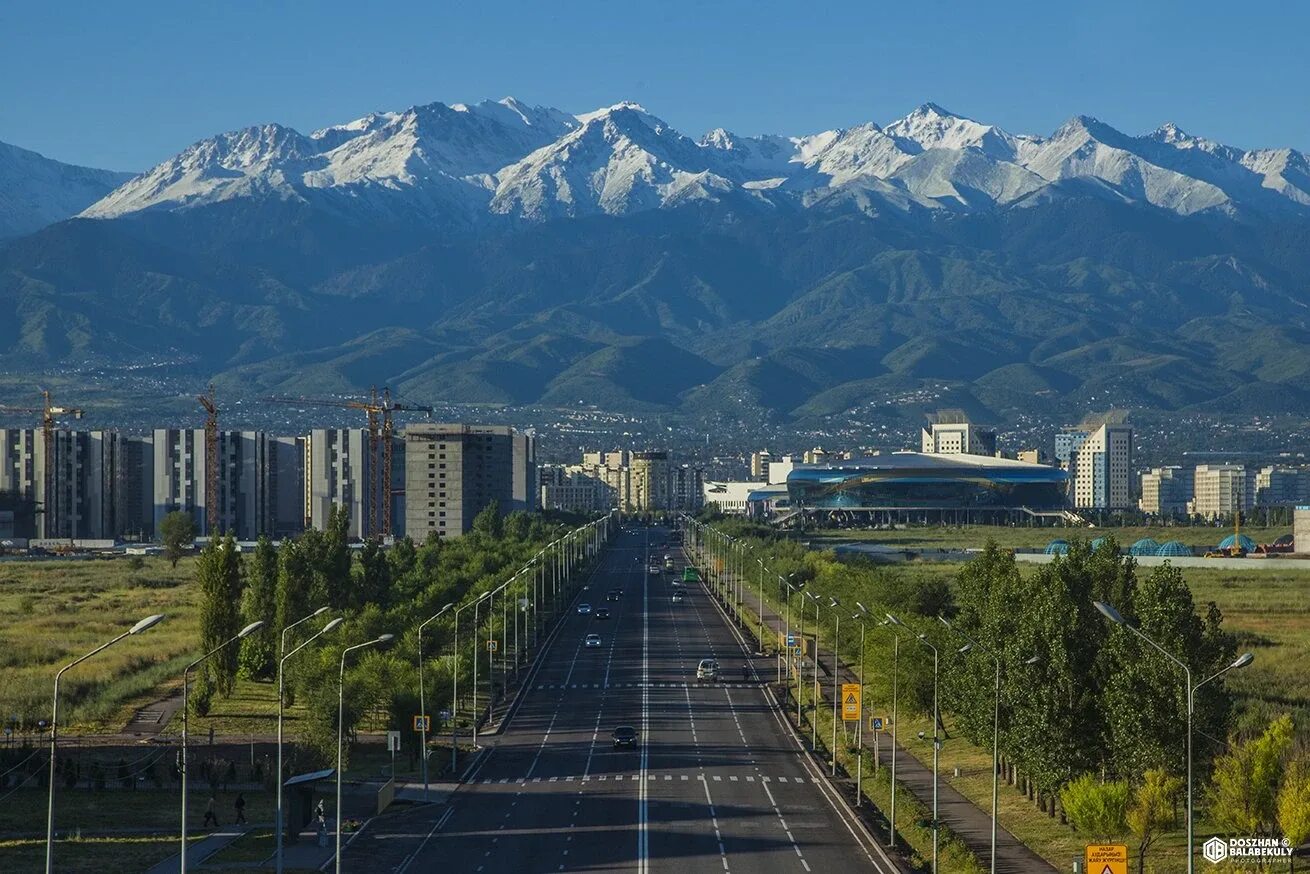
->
[197,384,219,535]
[265,388,433,537]
[0,390,85,536]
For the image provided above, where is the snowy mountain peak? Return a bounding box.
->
[67,97,1310,229]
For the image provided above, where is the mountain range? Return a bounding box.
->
[3,98,1310,430]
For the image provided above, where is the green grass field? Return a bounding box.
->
[0,556,202,732]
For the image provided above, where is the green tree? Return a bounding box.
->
[1102,563,1235,778]
[275,543,313,646]
[1209,713,1296,835]
[159,510,196,568]
[357,539,392,609]
[472,501,503,539]
[387,536,417,580]
[321,504,353,609]
[197,533,244,694]
[1127,767,1182,872]
[504,511,531,541]
[1060,772,1129,838]
[239,537,278,680]
[1278,756,1310,872]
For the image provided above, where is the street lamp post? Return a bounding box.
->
[939,616,1014,874]
[417,603,453,803]
[276,616,342,874]
[881,615,903,849]
[336,634,394,874]
[852,605,870,806]
[1094,600,1253,874]
[450,593,485,770]
[805,591,821,752]
[45,614,164,874]
[182,621,265,874]
[828,598,841,776]
[918,632,940,874]
[276,606,330,874]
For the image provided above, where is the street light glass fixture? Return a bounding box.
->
[130,614,166,634]
[1093,600,1126,625]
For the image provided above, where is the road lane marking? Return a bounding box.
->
[637,527,650,874]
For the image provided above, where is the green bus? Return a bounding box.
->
[681,566,700,583]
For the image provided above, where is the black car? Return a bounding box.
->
[595,607,611,620]
[612,726,638,749]
[606,589,621,601]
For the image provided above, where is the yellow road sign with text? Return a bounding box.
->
[1084,844,1127,874]
[841,683,861,720]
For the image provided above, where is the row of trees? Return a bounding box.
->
[695,513,1306,869]
[189,501,577,767]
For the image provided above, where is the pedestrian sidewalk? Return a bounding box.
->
[143,825,250,874]
[701,544,1056,874]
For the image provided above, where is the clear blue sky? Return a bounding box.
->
[2,0,1306,171]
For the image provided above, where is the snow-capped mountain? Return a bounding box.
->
[83,98,577,225]
[0,141,132,238]
[76,98,1310,227]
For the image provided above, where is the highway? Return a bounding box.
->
[351,525,898,873]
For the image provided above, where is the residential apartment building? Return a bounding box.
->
[629,451,670,511]
[749,450,773,482]
[1054,430,1089,469]
[403,424,536,541]
[921,420,997,456]
[1189,464,1250,520]
[1139,466,1194,516]
[153,429,272,540]
[1252,466,1304,508]
[539,464,606,512]
[1069,424,1134,510]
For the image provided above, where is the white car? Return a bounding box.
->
[585,634,603,648]
[696,658,719,681]
[577,603,591,615]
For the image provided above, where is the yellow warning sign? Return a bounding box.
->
[1084,844,1127,874]
[841,683,861,721]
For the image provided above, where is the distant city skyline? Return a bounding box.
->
[3,0,1308,171]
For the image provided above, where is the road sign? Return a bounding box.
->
[841,683,861,721]
[786,632,797,646]
[387,730,401,752]
[487,639,499,652]
[413,715,430,732]
[1084,844,1128,874]
[870,716,885,731]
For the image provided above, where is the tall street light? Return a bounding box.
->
[805,591,822,752]
[182,620,265,874]
[275,606,330,874]
[416,603,453,802]
[917,631,941,874]
[827,597,841,776]
[276,616,342,874]
[939,616,1038,874]
[452,591,490,768]
[336,634,394,874]
[881,614,904,849]
[852,605,870,807]
[45,613,164,874]
[1094,600,1253,874]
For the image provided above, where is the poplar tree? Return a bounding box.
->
[197,533,243,695]
[239,536,278,680]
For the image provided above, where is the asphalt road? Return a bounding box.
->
[350,525,898,874]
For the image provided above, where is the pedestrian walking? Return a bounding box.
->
[202,795,220,828]
[234,792,247,824]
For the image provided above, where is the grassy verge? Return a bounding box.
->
[0,836,177,873]
[1,787,275,836]
[206,828,277,865]
[0,555,201,732]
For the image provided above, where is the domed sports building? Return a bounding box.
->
[784,452,1068,526]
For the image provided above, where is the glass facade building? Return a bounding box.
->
[786,453,1068,510]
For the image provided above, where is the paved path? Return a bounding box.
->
[706,542,1056,874]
